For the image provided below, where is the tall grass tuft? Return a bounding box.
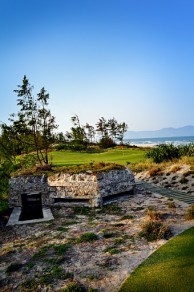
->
[139,220,171,241]
[185,204,194,220]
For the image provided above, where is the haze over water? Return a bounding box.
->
[125,136,194,147]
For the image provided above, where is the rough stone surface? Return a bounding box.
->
[9,169,135,208]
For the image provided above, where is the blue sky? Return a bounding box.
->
[1,0,194,132]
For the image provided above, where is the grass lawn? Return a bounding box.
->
[119,227,194,292]
[49,147,147,166]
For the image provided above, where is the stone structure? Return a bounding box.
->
[9,168,135,208]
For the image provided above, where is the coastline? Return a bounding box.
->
[125,135,194,148]
[131,143,156,148]
[124,136,194,148]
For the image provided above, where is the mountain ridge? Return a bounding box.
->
[125,125,194,139]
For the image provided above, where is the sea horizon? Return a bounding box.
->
[124,136,194,147]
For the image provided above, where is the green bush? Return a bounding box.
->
[146,144,179,163]
[56,143,87,151]
[178,143,194,157]
[99,137,116,149]
[146,144,194,163]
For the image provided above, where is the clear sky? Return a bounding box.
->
[1,0,194,132]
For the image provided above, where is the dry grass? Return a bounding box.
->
[12,162,126,177]
[185,204,194,220]
[146,207,161,220]
[132,155,194,177]
[131,160,180,175]
[139,220,171,242]
[147,166,162,177]
[170,164,181,173]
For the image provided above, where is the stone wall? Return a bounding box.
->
[9,168,135,208]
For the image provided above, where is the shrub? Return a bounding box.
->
[56,143,87,151]
[55,143,68,150]
[86,145,102,153]
[146,144,194,163]
[146,144,180,163]
[99,137,116,149]
[140,220,171,241]
[19,154,38,169]
[178,144,194,157]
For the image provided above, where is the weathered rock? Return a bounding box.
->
[9,168,135,208]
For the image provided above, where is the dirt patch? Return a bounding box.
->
[0,188,194,292]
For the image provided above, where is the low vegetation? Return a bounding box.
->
[139,207,171,241]
[146,143,194,163]
[76,232,98,243]
[146,207,161,220]
[13,161,126,177]
[185,204,194,220]
[139,220,171,242]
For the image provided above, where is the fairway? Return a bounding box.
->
[49,148,147,166]
[119,227,194,292]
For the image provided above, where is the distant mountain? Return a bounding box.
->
[125,126,194,139]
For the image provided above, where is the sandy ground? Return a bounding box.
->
[1,171,194,292]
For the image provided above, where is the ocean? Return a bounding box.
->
[124,136,194,147]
